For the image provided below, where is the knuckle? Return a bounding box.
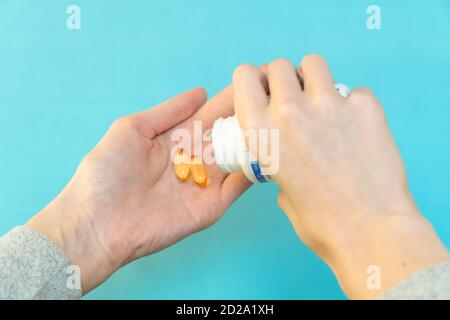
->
[348,87,386,118]
[348,87,377,106]
[233,63,257,80]
[269,58,294,71]
[112,115,136,129]
[300,53,325,69]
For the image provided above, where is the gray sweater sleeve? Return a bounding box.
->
[0,226,81,300]
[382,262,450,300]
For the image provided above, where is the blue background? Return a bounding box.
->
[1,0,449,299]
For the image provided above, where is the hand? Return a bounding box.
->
[26,87,251,294]
[232,56,450,298]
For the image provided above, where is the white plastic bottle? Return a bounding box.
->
[211,83,350,183]
[211,116,269,183]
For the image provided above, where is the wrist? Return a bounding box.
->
[26,194,119,294]
[328,209,450,299]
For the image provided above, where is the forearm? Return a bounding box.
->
[328,211,450,299]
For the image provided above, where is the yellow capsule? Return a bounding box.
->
[190,155,208,187]
[174,148,190,181]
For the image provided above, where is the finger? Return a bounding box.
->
[192,65,268,131]
[267,59,303,105]
[134,87,207,138]
[233,64,269,130]
[220,171,252,207]
[190,85,234,130]
[300,54,336,99]
[173,86,234,162]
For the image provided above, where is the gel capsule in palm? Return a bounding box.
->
[190,155,207,187]
[174,148,190,181]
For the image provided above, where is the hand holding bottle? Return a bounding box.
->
[232,55,450,298]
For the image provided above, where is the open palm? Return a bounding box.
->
[43,86,250,291]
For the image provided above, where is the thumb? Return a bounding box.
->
[133,87,207,138]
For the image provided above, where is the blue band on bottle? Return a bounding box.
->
[250,161,267,183]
